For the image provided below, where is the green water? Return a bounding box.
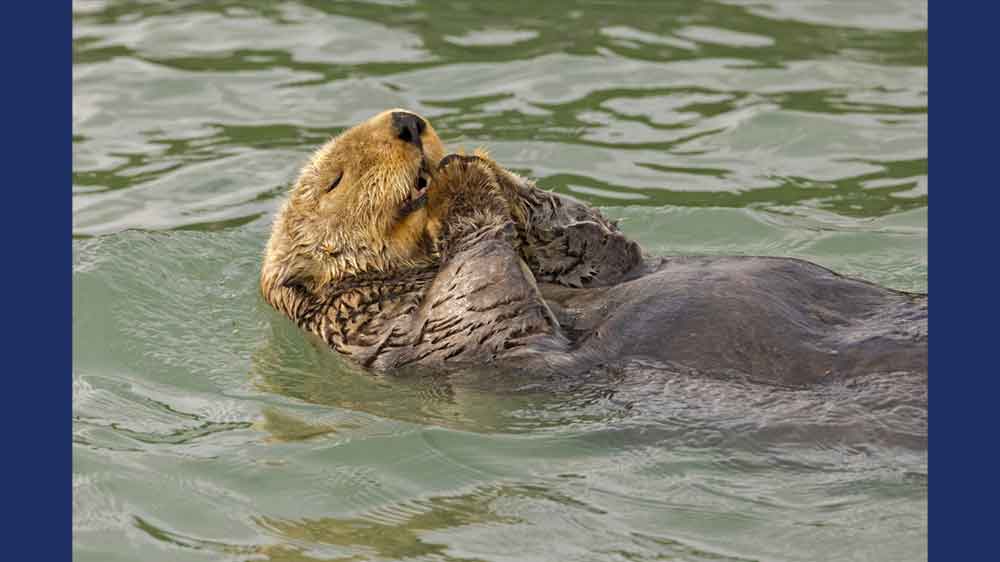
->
[73,1,927,561]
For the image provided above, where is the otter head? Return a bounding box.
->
[261,109,446,310]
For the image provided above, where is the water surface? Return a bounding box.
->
[73,1,927,560]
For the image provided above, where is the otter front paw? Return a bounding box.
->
[522,220,643,288]
[431,153,512,221]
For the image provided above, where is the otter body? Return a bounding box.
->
[261,110,926,387]
[539,256,926,385]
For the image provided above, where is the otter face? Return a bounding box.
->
[262,109,446,298]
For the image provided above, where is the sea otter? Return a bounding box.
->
[261,109,927,386]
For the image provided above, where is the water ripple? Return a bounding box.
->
[73,1,926,561]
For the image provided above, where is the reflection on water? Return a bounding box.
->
[73,0,927,237]
[73,0,926,560]
[252,312,926,450]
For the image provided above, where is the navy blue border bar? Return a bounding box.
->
[929,2,998,561]
[0,4,71,561]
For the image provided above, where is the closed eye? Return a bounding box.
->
[326,172,343,192]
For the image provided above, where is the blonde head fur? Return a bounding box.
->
[261,109,446,314]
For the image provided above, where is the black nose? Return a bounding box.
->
[391,111,426,148]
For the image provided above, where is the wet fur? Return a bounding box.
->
[262,111,927,386]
